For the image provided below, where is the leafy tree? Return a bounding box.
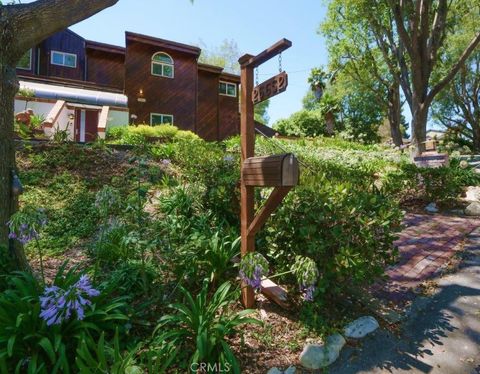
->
[321,1,404,145]
[432,15,480,151]
[199,39,270,124]
[307,67,337,134]
[325,0,480,154]
[0,0,118,269]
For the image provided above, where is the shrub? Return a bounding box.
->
[105,126,128,141]
[260,174,403,296]
[273,110,326,137]
[382,159,480,204]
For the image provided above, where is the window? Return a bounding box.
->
[17,49,32,70]
[151,52,174,78]
[51,51,77,68]
[151,113,174,126]
[219,81,237,97]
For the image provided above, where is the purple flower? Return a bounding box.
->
[161,159,171,166]
[239,253,269,292]
[39,275,100,326]
[301,284,316,302]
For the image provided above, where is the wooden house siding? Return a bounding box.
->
[86,49,125,90]
[218,75,240,140]
[125,38,198,130]
[38,30,86,81]
[197,69,220,141]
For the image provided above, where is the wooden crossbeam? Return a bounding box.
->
[248,186,291,237]
[239,39,292,68]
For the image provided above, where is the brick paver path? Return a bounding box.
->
[372,213,479,305]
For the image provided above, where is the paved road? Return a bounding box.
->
[330,228,480,374]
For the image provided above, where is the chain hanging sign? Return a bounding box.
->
[252,71,288,104]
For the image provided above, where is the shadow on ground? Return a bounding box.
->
[328,230,480,374]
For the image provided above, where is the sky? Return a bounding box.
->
[67,0,329,125]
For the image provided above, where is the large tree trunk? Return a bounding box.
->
[0,0,118,270]
[471,122,480,154]
[411,101,429,156]
[387,84,403,147]
[325,111,335,135]
[0,25,28,269]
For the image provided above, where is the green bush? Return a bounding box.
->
[105,126,128,141]
[260,174,403,296]
[273,110,326,137]
[106,124,199,145]
[382,159,480,204]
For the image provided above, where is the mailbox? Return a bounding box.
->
[242,153,299,187]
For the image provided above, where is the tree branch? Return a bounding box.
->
[428,32,480,105]
[8,0,119,56]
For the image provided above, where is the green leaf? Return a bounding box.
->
[39,337,56,364]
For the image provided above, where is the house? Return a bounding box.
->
[14,29,241,142]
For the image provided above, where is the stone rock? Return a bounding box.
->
[465,186,480,202]
[299,333,346,369]
[465,202,480,216]
[284,366,296,374]
[267,368,283,374]
[425,202,439,214]
[344,316,379,339]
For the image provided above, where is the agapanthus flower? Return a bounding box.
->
[39,275,100,326]
[239,252,269,292]
[7,207,47,245]
[291,256,319,302]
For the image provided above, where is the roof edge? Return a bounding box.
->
[126,31,201,56]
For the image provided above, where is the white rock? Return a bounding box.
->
[465,202,480,216]
[425,202,438,214]
[267,368,283,374]
[465,186,480,202]
[299,333,346,369]
[344,316,379,339]
[284,366,296,374]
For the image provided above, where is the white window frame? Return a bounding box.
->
[151,52,174,79]
[17,49,33,70]
[219,81,237,97]
[50,50,77,68]
[150,113,174,126]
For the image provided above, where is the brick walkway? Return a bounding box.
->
[372,213,479,305]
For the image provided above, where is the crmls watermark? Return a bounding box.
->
[190,362,232,373]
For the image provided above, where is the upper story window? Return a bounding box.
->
[51,50,77,68]
[151,113,174,126]
[17,49,32,70]
[151,52,174,78]
[219,81,237,97]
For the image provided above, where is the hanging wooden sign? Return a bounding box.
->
[252,72,288,104]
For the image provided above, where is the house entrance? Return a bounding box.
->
[74,109,99,142]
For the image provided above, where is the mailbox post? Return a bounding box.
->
[238,39,297,308]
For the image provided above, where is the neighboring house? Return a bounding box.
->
[14,29,240,142]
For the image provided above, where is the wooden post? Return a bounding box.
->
[238,39,293,309]
[239,55,256,308]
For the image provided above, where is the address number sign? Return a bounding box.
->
[252,71,288,105]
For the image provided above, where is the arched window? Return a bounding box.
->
[151,52,174,78]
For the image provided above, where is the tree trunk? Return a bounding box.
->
[325,111,335,135]
[411,102,429,156]
[472,123,480,154]
[0,55,28,269]
[387,84,403,146]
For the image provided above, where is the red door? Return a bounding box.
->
[74,109,99,142]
